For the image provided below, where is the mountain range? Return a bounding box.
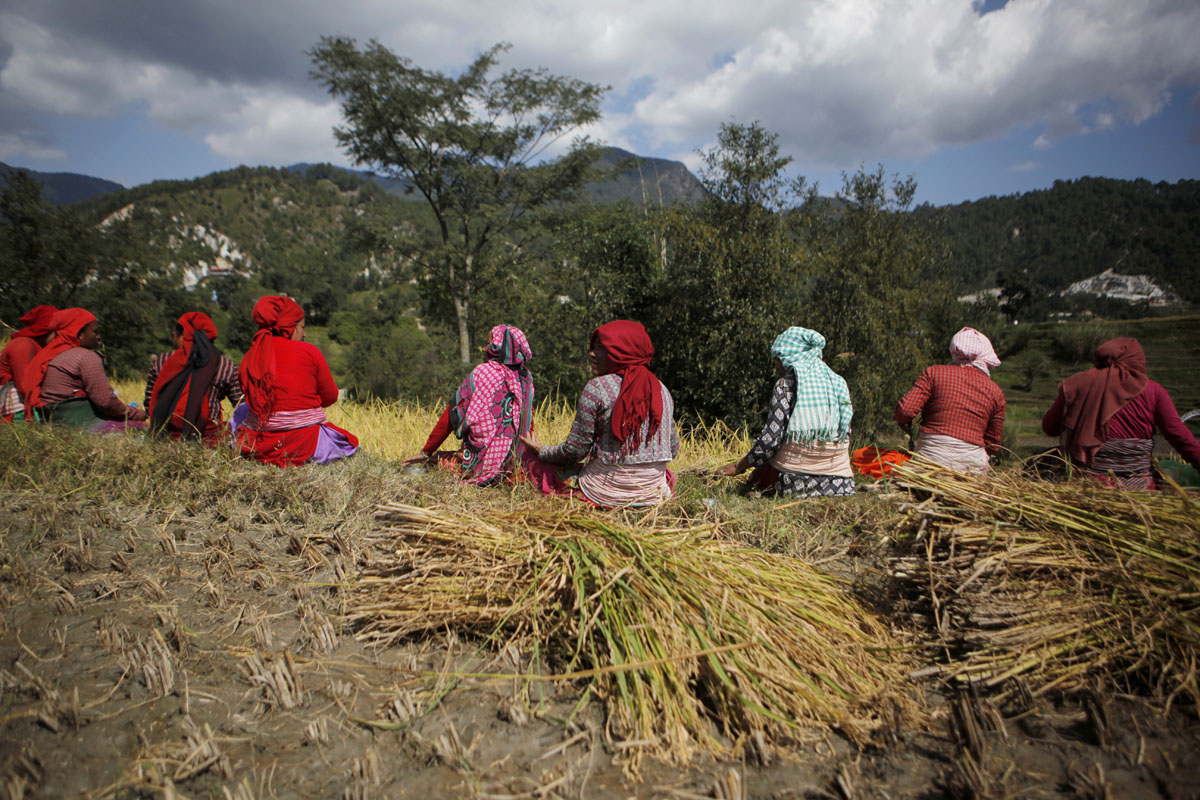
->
[2,146,704,210]
[0,161,126,205]
[4,154,1198,306]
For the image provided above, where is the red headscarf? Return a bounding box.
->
[149,312,221,435]
[21,308,97,409]
[1057,337,1148,464]
[239,296,305,418]
[13,305,59,339]
[591,320,662,452]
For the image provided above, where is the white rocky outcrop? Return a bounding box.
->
[1061,269,1180,305]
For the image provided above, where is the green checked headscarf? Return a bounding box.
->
[770,327,853,444]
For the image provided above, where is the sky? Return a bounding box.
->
[0,0,1198,206]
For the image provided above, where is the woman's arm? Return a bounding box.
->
[1042,389,1066,437]
[984,398,1006,455]
[79,350,144,420]
[1150,383,1200,468]
[309,345,339,407]
[144,354,161,408]
[893,369,931,426]
[537,381,604,465]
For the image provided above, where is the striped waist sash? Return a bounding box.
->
[244,407,327,432]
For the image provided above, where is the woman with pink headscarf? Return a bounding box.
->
[407,324,535,485]
[1042,337,1200,490]
[894,327,1006,473]
[234,296,358,467]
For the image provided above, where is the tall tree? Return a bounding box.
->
[310,37,607,362]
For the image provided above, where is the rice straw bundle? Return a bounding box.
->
[344,501,918,763]
[891,462,1200,712]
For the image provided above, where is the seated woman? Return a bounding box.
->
[145,312,242,443]
[894,327,1006,474]
[718,327,855,497]
[521,320,678,508]
[407,324,535,485]
[1,304,58,422]
[234,296,358,467]
[1042,337,1200,490]
[21,308,147,431]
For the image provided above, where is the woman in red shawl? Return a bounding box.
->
[1,304,58,421]
[146,312,242,443]
[21,308,147,431]
[521,320,678,507]
[1042,337,1200,490]
[234,296,358,467]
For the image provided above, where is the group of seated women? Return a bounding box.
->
[891,326,1200,489]
[1,298,359,469]
[4,299,1198,499]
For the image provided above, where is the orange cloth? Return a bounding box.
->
[851,446,910,478]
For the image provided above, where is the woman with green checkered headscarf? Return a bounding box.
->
[717,327,855,497]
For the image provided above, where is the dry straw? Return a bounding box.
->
[344,501,917,764]
[890,462,1200,712]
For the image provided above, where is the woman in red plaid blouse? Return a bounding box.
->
[893,327,1006,473]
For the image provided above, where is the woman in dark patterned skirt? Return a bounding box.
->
[717,327,855,498]
[1042,337,1200,490]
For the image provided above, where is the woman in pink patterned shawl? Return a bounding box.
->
[409,325,534,485]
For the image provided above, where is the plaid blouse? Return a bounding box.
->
[894,364,1006,452]
[144,351,242,423]
[38,348,130,417]
[539,373,679,466]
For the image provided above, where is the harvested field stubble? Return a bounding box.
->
[890,462,1200,711]
[348,500,921,764]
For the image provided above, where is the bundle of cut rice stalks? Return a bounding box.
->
[890,462,1200,713]
[344,502,919,764]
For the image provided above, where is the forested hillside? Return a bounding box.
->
[920,177,1200,305]
[4,137,1198,438]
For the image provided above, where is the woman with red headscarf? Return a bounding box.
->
[145,312,242,443]
[521,320,678,507]
[1042,337,1200,490]
[234,296,358,467]
[21,308,147,431]
[1,304,58,421]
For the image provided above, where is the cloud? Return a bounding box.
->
[1,0,1198,172]
[0,131,64,160]
[202,90,343,165]
[1008,161,1040,172]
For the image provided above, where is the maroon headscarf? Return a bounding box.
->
[1057,337,1148,464]
[21,308,97,409]
[149,312,221,437]
[13,305,59,339]
[591,320,662,452]
[239,296,305,418]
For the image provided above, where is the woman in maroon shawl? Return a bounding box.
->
[234,296,358,467]
[521,320,678,507]
[1043,337,1200,489]
[146,312,242,443]
[1,304,58,421]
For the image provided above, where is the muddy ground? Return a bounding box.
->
[2,469,1199,799]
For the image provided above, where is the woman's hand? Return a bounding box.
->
[715,459,747,477]
[519,433,543,457]
[402,452,431,466]
[127,405,148,422]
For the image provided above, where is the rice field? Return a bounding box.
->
[4,386,1200,797]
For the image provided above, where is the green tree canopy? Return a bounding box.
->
[310,37,608,363]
